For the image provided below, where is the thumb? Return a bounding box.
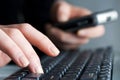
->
[51,1,71,22]
[57,1,71,22]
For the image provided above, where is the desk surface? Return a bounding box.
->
[0,65,20,80]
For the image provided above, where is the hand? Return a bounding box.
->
[45,1,105,50]
[0,23,60,73]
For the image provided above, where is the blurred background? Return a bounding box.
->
[66,0,120,51]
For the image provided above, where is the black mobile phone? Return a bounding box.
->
[54,9,118,32]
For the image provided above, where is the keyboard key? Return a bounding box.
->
[80,73,97,80]
[22,73,43,80]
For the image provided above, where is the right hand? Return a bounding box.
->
[45,1,105,50]
[0,23,60,73]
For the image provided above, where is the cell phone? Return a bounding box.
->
[54,9,118,32]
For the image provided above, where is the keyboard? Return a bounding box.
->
[4,47,113,80]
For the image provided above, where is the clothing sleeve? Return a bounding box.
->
[0,0,24,25]
[23,0,56,33]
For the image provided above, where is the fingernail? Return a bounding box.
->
[34,63,44,73]
[78,30,87,36]
[19,56,29,67]
[50,46,60,56]
[36,66,44,74]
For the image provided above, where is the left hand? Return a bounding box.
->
[45,1,105,50]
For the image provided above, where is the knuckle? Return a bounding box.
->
[18,23,33,32]
[16,52,23,58]
[7,28,21,36]
[26,52,33,60]
[40,35,49,41]
[21,23,32,28]
[36,35,51,47]
[25,50,34,58]
[27,52,40,62]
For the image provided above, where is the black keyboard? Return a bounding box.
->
[5,47,113,80]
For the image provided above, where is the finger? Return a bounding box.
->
[2,28,43,73]
[13,23,60,57]
[54,1,71,22]
[46,24,89,44]
[0,29,29,68]
[0,50,11,67]
[77,25,105,38]
[69,6,91,19]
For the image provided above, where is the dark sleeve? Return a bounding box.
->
[23,0,56,33]
[0,0,24,25]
